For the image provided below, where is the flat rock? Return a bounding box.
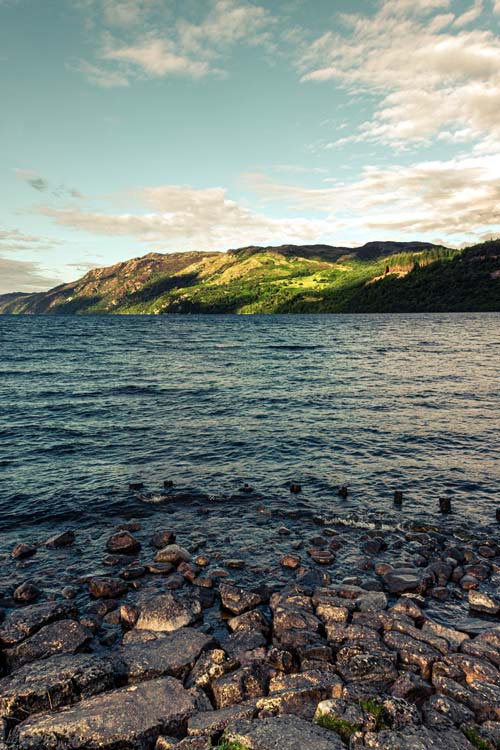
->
[10,677,199,750]
[383,571,422,595]
[0,601,77,647]
[359,727,474,749]
[0,653,117,722]
[4,620,91,672]
[188,704,258,738]
[223,715,345,749]
[135,593,201,632]
[115,627,213,682]
[88,577,128,599]
[219,583,262,615]
[106,532,141,555]
[45,531,75,549]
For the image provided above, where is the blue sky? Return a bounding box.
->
[1,0,500,292]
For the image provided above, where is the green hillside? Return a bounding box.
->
[1,240,499,314]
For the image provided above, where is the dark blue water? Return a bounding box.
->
[1,314,499,540]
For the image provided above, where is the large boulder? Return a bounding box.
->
[9,677,200,750]
[0,601,77,647]
[4,620,91,672]
[222,715,345,749]
[135,593,201,632]
[116,628,213,682]
[0,653,117,722]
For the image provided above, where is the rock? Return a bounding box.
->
[121,564,146,581]
[13,582,40,604]
[280,555,301,569]
[88,577,128,599]
[151,531,177,549]
[422,694,475,728]
[188,704,257,738]
[116,628,213,682]
[11,544,36,560]
[359,727,474,749]
[185,648,239,691]
[4,619,91,672]
[45,531,75,549]
[468,590,500,616]
[219,583,262,615]
[212,662,269,709]
[390,672,433,705]
[135,593,201,632]
[154,545,191,565]
[228,609,268,635]
[0,601,77,647]
[383,570,423,594]
[0,653,117,722]
[147,562,175,575]
[383,631,440,680]
[336,651,398,689]
[257,670,343,719]
[357,592,388,612]
[223,715,345,749]
[10,677,199,750]
[106,532,141,555]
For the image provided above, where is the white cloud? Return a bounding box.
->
[102,38,210,78]
[75,0,275,85]
[71,60,129,87]
[0,227,60,253]
[35,185,334,249]
[300,0,500,146]
[243,151,500,240]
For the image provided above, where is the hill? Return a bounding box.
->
[1,240,499,314]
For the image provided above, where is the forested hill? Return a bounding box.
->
[1,239,499,314]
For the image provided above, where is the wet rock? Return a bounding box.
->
[151,531,177,549]
[212,661,269,709]
[61,586,78,600]
[13,582,40,604]
[0,601,77,647]
[4,619,91,671]
[116,627,213,682]
[135,592,201,632]
[10,677,199,750]
[88,577,128,599]
[383,570,423,594]
[120,564,146,581]
[223,715,345,749]
[0,653,117,722]
[154,544,191,565]
[106,531,141,555]
[280,554,301,569]
[219,583,262,615]
[147,562,175,575]
[45,531,75,549]
[468,590,500,616]
[11,544,36,560]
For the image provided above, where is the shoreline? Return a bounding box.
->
[1,497,500,749]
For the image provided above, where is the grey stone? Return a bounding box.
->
[0,653,116,722]
[358,727,474,749]
[0,601,77,647]
[223,715,345,749]
[135,593,201,632]
[116,627,213,682]
[10,677,200,750]
[4,620,91,672]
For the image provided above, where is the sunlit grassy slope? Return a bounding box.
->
[1,240,499,314]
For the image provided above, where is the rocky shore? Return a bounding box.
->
[1,491,500,750]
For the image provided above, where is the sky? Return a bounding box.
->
[1,0,500,293]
